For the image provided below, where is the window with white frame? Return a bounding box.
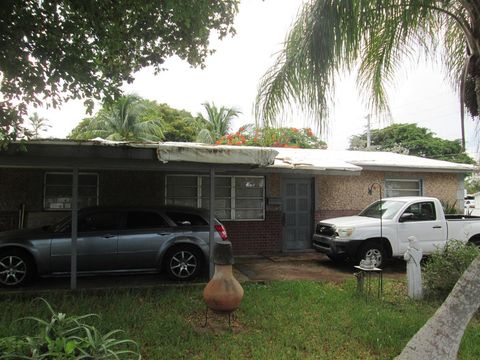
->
[165,175,265,220]
[385,179,422,197]
[44,172,99,210]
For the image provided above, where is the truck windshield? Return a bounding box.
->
[359,200,406,219]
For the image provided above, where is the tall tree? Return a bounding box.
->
[255,0,480,148]
[70,95,164,141]
[69,99,198,142]
[256,3,480,355]
[349,123,476,164]
[195,102,241,143]
[140,101,197,142]
[27,112,51,139]
[397,255,480,359]
[0,0,239,145]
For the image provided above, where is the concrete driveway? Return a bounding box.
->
[234,252,406,283]
[0,252,406,293]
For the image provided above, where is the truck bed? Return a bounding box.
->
[445,214,480,220]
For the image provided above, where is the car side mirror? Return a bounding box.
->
[399,212,414,222]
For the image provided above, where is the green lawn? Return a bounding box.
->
[1,280,479,359]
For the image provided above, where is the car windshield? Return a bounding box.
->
[359,200,406,219]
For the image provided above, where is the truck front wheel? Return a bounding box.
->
[356,242,386,268]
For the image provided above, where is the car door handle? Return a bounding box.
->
[432,226,442,229]
[157,232,171,236]
[103,234,115,238]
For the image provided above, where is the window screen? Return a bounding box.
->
[234,177,265,220]
[165,175,265,221]
[165,175,198,208]
[201,176,232,220]
[385,179,422,197]
[44,172,98,210]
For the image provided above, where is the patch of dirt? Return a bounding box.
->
[235,253,406,282]
[187,310,246,334]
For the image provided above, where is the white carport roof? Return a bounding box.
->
[271,148,361,172]
[153,143,476,174]
[329,149,477,173]
[156,142,278,167]
[29,139,475,174]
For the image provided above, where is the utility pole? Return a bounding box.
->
[365,114,371,148]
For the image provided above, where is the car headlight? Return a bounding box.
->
[336,227,354,237]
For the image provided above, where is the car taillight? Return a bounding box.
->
[215,224,228,241]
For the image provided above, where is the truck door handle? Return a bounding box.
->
[103,234,115,238]
[432,226,442,229]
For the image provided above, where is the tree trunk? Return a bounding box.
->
[396,255,480,360]
[476,75,480,118]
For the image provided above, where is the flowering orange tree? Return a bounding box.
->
[216,126,327,148]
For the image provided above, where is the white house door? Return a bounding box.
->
[282,179,313,250]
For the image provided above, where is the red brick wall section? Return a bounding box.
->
[223,211,282,255]
[315,210,360,222]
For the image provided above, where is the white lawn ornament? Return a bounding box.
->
[404,236,423,300]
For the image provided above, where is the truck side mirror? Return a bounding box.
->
[399,212,414,222]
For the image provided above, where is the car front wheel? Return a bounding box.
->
[165,246,203,281]
[0,249,35,287]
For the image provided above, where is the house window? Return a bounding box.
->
[44,172,98,210]
[165,175,265,221]
[385,179,422,197]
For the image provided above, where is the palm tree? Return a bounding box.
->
[195,102,241,143]
[87,95,164,141]
[256,2,480,355]
[255,0,480,149]
[28,112,50,139]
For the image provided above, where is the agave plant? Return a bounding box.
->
[0,298,141,359]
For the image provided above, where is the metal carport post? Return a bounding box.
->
[208,166,215,279]
[70,168,79,290]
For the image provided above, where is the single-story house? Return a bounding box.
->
[0,140,476,254]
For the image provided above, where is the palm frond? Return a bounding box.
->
[255,0,479,134]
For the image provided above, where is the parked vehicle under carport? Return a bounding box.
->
[0,206,228,287]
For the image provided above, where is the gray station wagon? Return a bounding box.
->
[0,206,228,287]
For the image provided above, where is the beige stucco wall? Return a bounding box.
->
[315,170,460,212]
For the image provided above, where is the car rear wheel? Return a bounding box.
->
[0,249,35,287]
[356,242,386,268]
[165,246,203,281]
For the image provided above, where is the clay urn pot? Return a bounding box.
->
[203,240,244,313]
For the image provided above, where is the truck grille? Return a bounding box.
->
[315,223,335,236]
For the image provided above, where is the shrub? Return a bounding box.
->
[440,200,458,214]
[423,240,480,300]
[0,298,141,359]
[216,125,328,149]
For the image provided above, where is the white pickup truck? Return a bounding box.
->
[312,196,480,267]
